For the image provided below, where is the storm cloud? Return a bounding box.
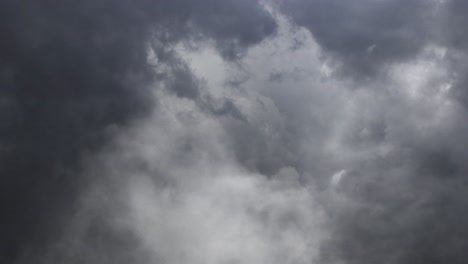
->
[0,0,275,262]
[2,1,468,264]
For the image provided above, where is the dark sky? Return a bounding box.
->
[2,1,468,263]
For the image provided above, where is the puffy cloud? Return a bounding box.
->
[0,0,276,262]
[5,1,468,264]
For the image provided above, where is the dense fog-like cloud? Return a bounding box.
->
[0,0,275,262]
[272,1,468,262]
[3,1,468,264]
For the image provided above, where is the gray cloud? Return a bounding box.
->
[275,0,441,76]
[178,14,468,263]
[0,0,276,262]
[4,1,468,264]
[267,2,468,262]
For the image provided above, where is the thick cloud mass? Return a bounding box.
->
[277,0,438,76]
[3,0,468,264]
[0,0,275,262]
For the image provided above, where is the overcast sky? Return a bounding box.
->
[2,1,468,263]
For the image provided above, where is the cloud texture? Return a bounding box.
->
[2,1,468,264]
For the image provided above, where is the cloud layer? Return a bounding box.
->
[3,1,468,264]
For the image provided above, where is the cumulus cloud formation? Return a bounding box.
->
[3,0,468,264]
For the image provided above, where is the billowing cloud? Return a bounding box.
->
[3,1,468,264]
[0,0,275,262]
[275,0,444,75]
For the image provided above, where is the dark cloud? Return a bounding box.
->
[262,1,468,263]
[5,0,468,264]
[0,0,276,262]
[276,0,440,77]
[183,5,468,263]
[275,0,468,107]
